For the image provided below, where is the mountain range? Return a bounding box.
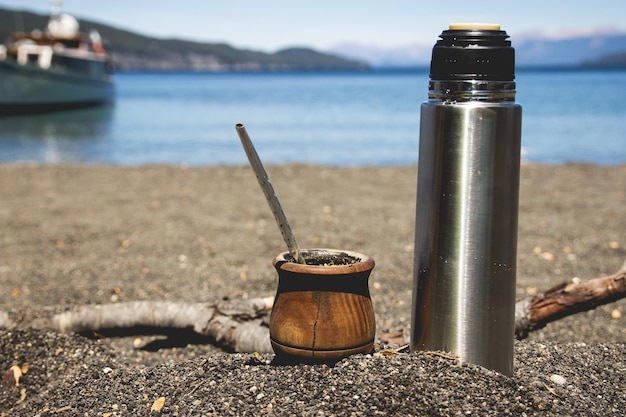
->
[330,31,626,68]
[2,6,625,70]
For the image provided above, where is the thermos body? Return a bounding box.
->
[412,100,521,376]
[410,24,522,376]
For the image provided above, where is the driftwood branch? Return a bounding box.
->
[514,259,626,339]
[51,297,274,353]
[1,261,624,353]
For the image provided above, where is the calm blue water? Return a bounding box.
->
[1,69,625,166]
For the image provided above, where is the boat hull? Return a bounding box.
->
[0,60,114,116]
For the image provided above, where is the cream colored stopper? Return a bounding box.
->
[449,23,501,30]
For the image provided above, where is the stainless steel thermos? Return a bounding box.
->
[410,24,522,376]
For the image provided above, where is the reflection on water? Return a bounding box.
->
[0,105,113,163]
[0,71,624,166]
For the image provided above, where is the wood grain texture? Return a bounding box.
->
[269,249,376,362]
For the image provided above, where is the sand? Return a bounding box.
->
[0,163,624,415]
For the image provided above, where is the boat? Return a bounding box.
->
[0,2,114,115]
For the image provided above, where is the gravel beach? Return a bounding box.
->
[0,163,624,416]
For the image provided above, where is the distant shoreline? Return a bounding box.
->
[108,65,626,74]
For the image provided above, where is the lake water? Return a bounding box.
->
[1,69,625,166]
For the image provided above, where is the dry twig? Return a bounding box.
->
[52,297,274,353]
[514,259,626,339]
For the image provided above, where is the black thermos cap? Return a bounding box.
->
[430,23,515,81]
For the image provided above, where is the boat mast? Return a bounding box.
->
[50,0,62,18]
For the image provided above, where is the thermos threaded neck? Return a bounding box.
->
[428,80,516,101]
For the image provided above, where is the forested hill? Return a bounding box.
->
[0,7,369,71]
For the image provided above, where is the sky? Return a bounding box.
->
[1,0,624,52]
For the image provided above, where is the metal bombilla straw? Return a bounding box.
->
[235,123,306,264]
